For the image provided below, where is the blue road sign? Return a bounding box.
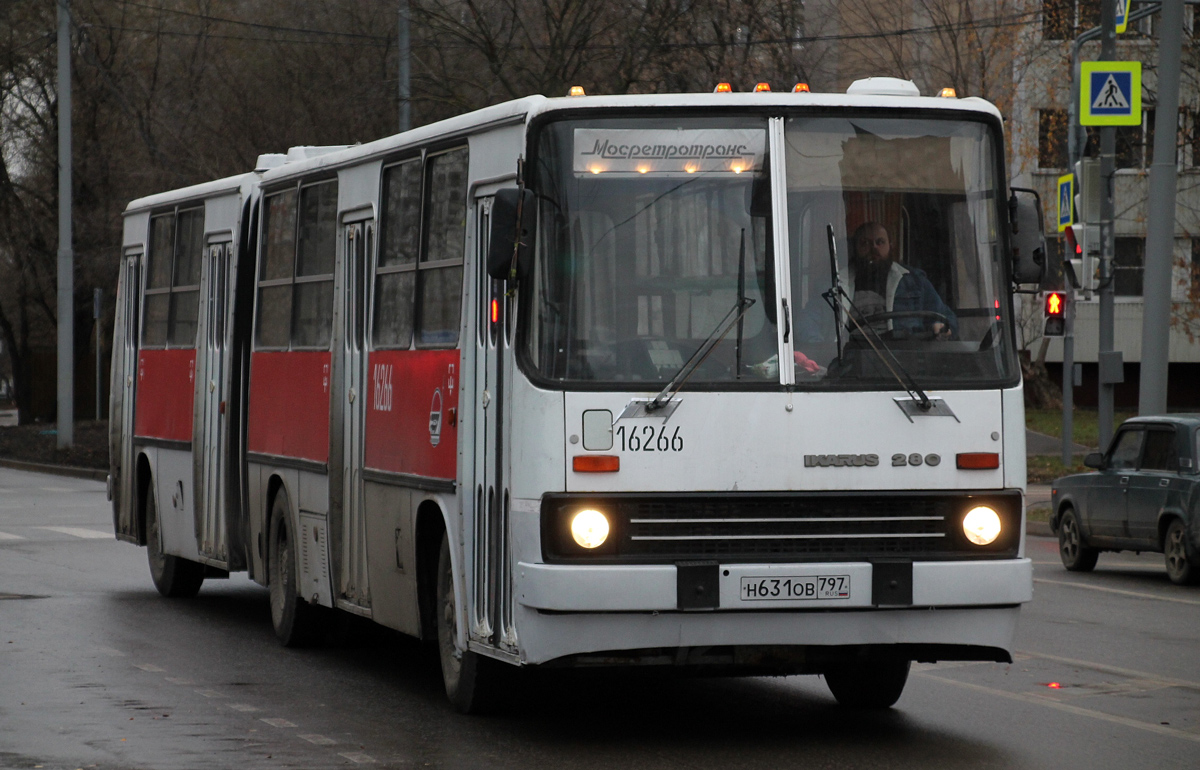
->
[1057,174,1074,232]
[1115,0,1132,34]
[1080,61,1141,126]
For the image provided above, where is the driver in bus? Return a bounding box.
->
[846,221,957,339]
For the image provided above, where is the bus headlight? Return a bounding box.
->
[963,506,1002,545]
[570,509,610,549]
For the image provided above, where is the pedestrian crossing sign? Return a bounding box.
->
[1115,0,1132,34]
[1080,61,1141,126]
[1057,174,1074,232]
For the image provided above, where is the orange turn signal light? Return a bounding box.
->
[939,87,957,98]
[573,455,620,473]
[957,452,1000,470]
[714,82,733,93]
[793,82,810,93]
[568,85,586,97]
[754,82,771,92]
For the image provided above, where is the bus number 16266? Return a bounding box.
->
[615,424,684,453]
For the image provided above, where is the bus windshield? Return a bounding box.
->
[526,113,1016,390]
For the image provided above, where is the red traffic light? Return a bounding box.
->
[1045,291,1066,317]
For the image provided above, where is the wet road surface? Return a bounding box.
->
[1,468,1198,769]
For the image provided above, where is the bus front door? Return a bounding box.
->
[469,196,516,653]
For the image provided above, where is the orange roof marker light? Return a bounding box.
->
[793,83,811,93]
[714,82,733,93]
[568,85,586,97]
[939,87,957,98]
[754,82,772,92]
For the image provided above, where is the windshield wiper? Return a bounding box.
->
[820,223,932,412]
[645,296,756,412]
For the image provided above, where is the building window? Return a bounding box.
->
[1114,236,1144,297]
[1038,109,1068,168]
[1043,0,1101,41]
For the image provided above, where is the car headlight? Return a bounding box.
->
[570,509,610,549]
[962,506,1002,545]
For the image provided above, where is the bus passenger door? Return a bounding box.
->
[339,219,372,610]
[196,240,230,562]
[111,250,141,541]
[469,196,515,652]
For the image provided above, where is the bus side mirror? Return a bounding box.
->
[1008,187,1046,287]
[487,188,536,281]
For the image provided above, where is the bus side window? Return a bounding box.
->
[373,158,421,349]
[292,181,337,349]
[142,213,175,348]
[417,147,468,348]
[256,189,298,349]
[168,207,204,348]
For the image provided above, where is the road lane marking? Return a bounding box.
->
[0,531,23,540]
[261,717,297,728]
[95,647,126,657]
[300,734,338,746]
[195,689,226,698]
[916,672,1200,743]
[35,526,111,539]
[228,704,260,712]
[339,752,376,764]
[133,663,166,672]
[165,677,195,685]
[1016,650,1200,692]
[1034,577,1200,606]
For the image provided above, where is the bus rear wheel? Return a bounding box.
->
[436,533,500,714]
[824,659,911,709]
[268,489,320,646]
[145,484,204,598]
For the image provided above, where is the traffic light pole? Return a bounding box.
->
[1096,0,1117,450]
[1139,0,1183,416]
[1062,304,1074,465]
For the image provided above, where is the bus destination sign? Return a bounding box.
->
[574,128,766,176]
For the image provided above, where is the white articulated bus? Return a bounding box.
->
[110,77,1045,713]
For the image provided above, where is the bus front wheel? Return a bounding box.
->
[146,483,204,598]
[824,659,911,709]
[436,533,500,714]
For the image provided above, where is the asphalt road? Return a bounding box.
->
[1,468,1198,770]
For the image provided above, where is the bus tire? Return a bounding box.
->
[268,489,320,647]
[824,659,910,709]
[146,482,205,598]
[436,533,499,714]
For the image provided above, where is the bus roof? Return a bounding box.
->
[124,171,261,215]
[256,89,1002,185]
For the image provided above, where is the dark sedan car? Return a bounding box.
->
[1050,415,1200,585]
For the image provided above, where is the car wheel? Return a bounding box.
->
[824,659,911,709]
[1164,519,1200,586]
[1058,507,1099,572]
[145,483,205,598]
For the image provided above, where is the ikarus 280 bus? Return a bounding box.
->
[110,76,1046,713]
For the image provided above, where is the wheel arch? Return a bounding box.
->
[262,472,289,587]
[1157,511,1186,551]
[135,451,155,547]
[415,497,450,643]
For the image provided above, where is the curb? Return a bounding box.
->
[0,457,107,482]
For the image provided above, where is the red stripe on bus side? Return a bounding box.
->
[134,348,196,442]
[365,349,460,480]
[247,351,331,463]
